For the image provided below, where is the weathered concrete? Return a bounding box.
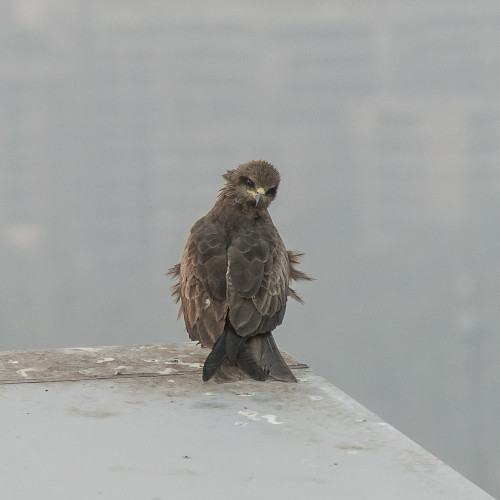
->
[0,342,493,500]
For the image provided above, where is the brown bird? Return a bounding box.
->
[168,160,312,382]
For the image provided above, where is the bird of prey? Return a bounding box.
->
[168,160,312,382]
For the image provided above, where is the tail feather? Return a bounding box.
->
[235,348,266,381]
[225,328,244,363]
[202,330,228,381]
[202,327,267,382]
[247,333,297,382]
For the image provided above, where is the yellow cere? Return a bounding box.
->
[247,187,265,196]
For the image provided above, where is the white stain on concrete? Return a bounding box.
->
[156,368,179,375]
[16,368,35,378]
[78,369,94,375]
[96,357,115,364]
[8,360,19,364]
[238,410,261,421]
[261,415,284,425]
[238,411,284,425]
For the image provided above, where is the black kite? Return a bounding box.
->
[168,160,312,382]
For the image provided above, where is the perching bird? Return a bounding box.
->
[168,160,312,382]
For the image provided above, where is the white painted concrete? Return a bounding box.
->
[0,343,493,500]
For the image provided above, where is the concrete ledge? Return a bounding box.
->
[0,342,307,384]
[0,342,492,499]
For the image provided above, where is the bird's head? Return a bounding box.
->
[221,160,280,210]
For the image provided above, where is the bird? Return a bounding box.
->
[168,160,312,382]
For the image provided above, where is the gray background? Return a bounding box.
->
[1,1,499,497]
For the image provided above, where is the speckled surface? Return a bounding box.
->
[0,342,306,383]
[0,343,492,500]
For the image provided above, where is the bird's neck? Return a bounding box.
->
[212,192,269,222]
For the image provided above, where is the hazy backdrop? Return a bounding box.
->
[1,1,499,496]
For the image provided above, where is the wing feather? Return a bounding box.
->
[172,215,229,347]
[227,222,288,337]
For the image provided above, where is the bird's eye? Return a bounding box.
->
[241,176,255,189]
[266,187,277,197]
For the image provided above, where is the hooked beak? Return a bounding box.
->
[254,187,265,207]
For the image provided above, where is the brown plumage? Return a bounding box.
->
[168,160,312,382]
